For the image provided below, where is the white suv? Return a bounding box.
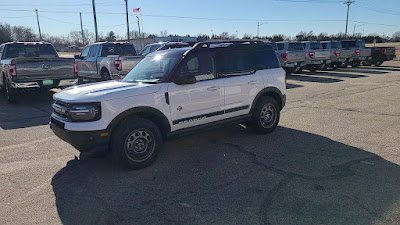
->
[50,40,286,169]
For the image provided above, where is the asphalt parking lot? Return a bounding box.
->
[1,61,400,225]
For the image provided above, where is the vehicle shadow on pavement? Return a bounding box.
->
[51,126,400,225]
[342,68,388,75]
[286,83,303,89]
[312,71,367,79]
[287,74,343,83]
[0,89,55,129]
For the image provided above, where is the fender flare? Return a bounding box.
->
[250,87,285,112]
[107,106,171,136]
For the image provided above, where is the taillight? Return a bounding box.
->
[8,64,17,77]
[333,50,340,57]
[114,60,122,71]
[308,52,315,59]
[381,48,387,55]
[354,49,360,55]
[73,61,78,74]
[281,53,288,61]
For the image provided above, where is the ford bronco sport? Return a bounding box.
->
[50,40,286,169]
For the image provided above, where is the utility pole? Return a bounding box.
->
[92,0,99,42]
[80,12,85,46]
[257,22,260,38]
[124,0,130,41]
[344,0,355,39]
[35,9,42,41]
[136,16,142,49]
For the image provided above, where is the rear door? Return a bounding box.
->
[168,52,225,130]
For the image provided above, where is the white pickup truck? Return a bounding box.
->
[50,40,286,169]
[74,42,144,82]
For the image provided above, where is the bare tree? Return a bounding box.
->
[159,30,168,37]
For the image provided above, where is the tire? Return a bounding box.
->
[352,62,360,68]
[5,79,17,103]
[111,118,163,169]
[374,61,383,67]
[284,67,293,76]
[309,66,317,73]
[77,77,84,85]
[101,69,111,81]
[250,97,280,134]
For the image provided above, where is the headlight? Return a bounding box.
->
[68,103,101,122]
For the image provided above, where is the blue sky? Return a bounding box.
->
[1,0,399,38]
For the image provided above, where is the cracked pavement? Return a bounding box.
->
[1,61,400,224]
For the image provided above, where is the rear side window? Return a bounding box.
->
[217,49,279,74]
[251,50,280,70]
[277,43,285,51]
[101,44,137,57]
[3,44,57,59]
[218,50,250,74]
[288,43,304,51]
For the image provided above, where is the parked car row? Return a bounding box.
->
[270,40,396,75]
[0,40,396,103]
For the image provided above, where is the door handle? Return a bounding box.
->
[207,86,220,91]
[248,80,257,85]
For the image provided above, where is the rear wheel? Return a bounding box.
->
[111,118,163,169]
[374,61,383,67]
[352,62,360,68]
[250,97,280,134]
[284,67,294,76]
[5,79,17,103]
[101,69,111,81]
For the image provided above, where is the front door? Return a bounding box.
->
[168,52,225,131]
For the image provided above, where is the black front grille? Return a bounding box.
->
[52,100,69,119]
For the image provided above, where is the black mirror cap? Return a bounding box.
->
[74,55,81,59]
[173,74,197,85]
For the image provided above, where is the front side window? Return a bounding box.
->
[181,53,216,81]
[80,46,90,58]
[123,52,181,83]
[88,45,99,57]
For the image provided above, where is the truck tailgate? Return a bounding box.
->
[314,50,330,60]
[340,49,353,59]
[11,58,75,82]
[121,56,144,74]
[287,51,305,63]
[360,48,372,57]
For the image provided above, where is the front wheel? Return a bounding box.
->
[101,70,111,81]
[250,97,280,134]
[111,118,163,169]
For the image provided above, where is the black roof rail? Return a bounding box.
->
[192,40,266,50]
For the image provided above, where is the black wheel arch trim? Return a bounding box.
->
[250,87,285,112]
[107,106,171,137]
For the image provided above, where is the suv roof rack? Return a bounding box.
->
[192,40,267,50]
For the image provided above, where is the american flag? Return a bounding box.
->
[133,8,140,13]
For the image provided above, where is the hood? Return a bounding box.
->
[54,80,162,102]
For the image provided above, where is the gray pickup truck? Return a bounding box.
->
[321,41,353,69]
[341,40,372,67]
[302,41,331,72]
[0,42,77,103]
[75,42,143,82]
[276,41,306,75]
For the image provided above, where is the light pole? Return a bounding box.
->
[353,23,365,37]
[257,22,267,38]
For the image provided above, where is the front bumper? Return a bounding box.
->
[50,116,110,152]
[11,78,78,89]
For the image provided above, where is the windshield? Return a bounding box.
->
[310,42,322,50]
[122,53,181,83]
[3,44,57,59]
[288,43,303,51]
[100,44,136,56]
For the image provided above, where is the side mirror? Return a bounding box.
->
[173,73,197,85]
[74,55,81,59]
